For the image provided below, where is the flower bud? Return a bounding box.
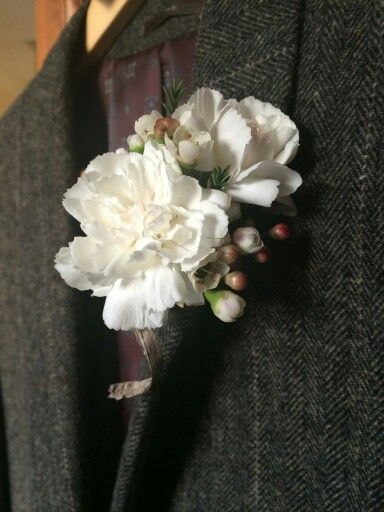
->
[217,244,239,266]
[269,223,290,240]
[178,140,200,165]
[205,290,246,323]
[254,246,270,263]
[127,134,144,153]
[232,227,263,254]
[224,270,248,291]
[154,117,179,138]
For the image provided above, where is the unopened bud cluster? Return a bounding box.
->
[205,222,290,322]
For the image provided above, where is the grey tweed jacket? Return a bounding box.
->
[0,1,383,511]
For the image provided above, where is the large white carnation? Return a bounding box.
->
[55,144,229,330]
[172,88,302,208]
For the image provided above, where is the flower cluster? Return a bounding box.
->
[55,87,302,330]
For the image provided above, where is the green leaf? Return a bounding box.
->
[162,79,186,116]
[207,166,231,190]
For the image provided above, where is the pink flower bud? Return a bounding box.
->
[205,290,246,323]
[232,227,263,254]
[254,247,270,263]
[154,117,180,138]
[269,223,290,240]
[217,244,239,266]
[224,271,248,291]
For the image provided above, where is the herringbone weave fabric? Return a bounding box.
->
[112,1,384,511]
[0,1,383,512]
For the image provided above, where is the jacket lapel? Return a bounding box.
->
[194,0,303,110]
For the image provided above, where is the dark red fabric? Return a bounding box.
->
[98,32,197,150]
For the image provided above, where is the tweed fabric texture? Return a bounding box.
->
[112,1,384,511]
[0,1,383,512]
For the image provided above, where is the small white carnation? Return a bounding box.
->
[172,88,302,208]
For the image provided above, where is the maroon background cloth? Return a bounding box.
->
[98,33,196,150]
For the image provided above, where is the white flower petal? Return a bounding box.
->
[84,150,131,178]
[180,274,205,306]
[196,140,215,172]
[178,140,200,164]
[239,161,302,197]
[201,188,231,210]
[226,177,280,207]
[103,267,190,330]
[187,88,226,130]
[274,130,299,165]
[238,97,299,166]
[70,237,124,274]
[200,200,229,245]
[171,175,202,209]
[143,267,187,312]
[54,246,92,291]
[103,278,165,330]
[211,107,252,176]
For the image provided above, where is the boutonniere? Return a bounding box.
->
[55,83,302,398]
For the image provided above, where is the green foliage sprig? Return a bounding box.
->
[162,79,185,116]
[207,166,231,190]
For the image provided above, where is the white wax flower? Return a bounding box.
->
[172,88,302,208]
[55,144,229,330]
[165,125,212,168]
[134,110,162,141]
[188,252,230,293]
[232,227,263,254]
[205,289,246,323]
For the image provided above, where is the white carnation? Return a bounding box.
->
[172,88,302,208]
[55,144,229,330]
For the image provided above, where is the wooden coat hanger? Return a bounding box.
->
[77,0,202,81]
[80,0,146,76]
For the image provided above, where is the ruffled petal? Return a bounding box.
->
[201,188,231,210]
[226,177,280,207]
[187,87,226,130]
[178,140,200,165]
[274,130,299,165]
[238,97,299,165]
[103,278,164,330]
[211,107,252,176]
[54,246,92,291]
[244,161,302,197]
[171,175,202,209]
[70,237,125,274]
[84,149,131,178]
[103,267,190,330]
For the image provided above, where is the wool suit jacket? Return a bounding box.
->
[0,1,383,511]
